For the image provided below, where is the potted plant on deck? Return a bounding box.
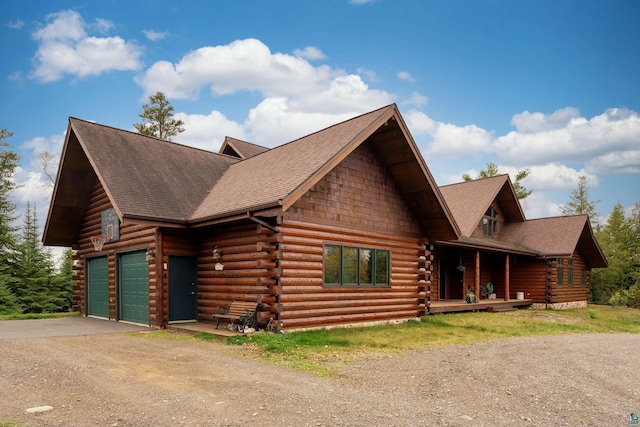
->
[487,282,496,299]
[465,287,476,303]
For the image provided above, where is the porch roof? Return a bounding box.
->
[436,235,538,256]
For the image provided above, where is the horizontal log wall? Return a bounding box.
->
[278,142,429,328]
[73,182,157,324]
[550,251,590,304]
[196,221,281,323]
[277,219,424,329]
[508,256,548,302]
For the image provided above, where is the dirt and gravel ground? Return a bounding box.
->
[1,330,639,426]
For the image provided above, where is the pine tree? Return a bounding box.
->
[591,204,634,303]
[50,248,75,312]
[14,203,62,313]
[0,128,19,313]
[560,176,600,225]
[462,162,532,199]
[0,277,21,315]
[134,92,185,141]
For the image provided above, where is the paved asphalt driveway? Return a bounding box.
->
[0,316,150,339]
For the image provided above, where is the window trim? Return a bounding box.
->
[323,244,390,287]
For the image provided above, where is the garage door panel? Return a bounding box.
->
[119,251,149,325]
[87,256,109,318]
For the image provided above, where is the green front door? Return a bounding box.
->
[119,251,149,324]
[87,256,109,318]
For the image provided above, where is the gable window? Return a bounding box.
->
[567,258,574,286]
[480,207,499,237]
[556,258,564,286]
[324,245,390,286]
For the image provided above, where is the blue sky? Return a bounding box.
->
[1,0,639,240]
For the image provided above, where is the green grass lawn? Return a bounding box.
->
[220,305,640,376]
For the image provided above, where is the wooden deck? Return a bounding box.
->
[428,298,533,314]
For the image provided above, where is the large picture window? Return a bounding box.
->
[324,245,390,286]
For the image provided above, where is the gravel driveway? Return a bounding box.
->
[1,327,638,426]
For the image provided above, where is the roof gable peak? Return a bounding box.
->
[439,174,525,236]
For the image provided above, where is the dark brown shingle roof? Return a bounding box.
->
[45,104,460,244]
[67,118,238,222]
[500,215,607,267]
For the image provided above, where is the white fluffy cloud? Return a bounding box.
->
[494,107,640,168]
[510,107,581,133]
[406,109,493,157]
[30,10,142,82]
[143,29,168,41]
[293,46,327,60]
[523,163,598,191]
[136,38,336,99]
[397,71,416,82]
[136,38,393,146]
[403,91,429,107]
[173,110,246,151]
[244,98,353,147]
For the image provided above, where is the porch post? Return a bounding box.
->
[504,254,510,301]
[474,250,480,302]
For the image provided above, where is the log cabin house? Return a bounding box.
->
[43,104,607,330]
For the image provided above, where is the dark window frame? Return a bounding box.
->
[323,244,390,287]
[556,258,564,286]
[567,258,574,286]
[480,207,499,237]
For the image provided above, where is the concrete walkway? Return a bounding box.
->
[0,316,151,339]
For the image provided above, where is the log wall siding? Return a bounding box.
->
[196,222,281,323]
[277,219,426,329]
[73,182,157,324]
[549,251,591,304]
[505,256,548,301]
[287,144,422,236]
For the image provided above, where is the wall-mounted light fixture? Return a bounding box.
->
[146,249,155,261]
[212,246,222,261]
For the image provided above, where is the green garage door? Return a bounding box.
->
[87,256,109,318]
[119,251,149,325]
